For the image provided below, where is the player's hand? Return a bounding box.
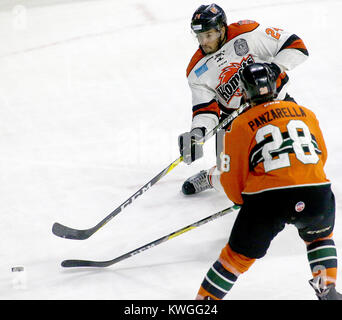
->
[178,128,205,165]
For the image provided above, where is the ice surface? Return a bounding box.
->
[0,0,341,300]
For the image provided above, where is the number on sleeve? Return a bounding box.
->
[265,27,282,40]
[220,153,231,172]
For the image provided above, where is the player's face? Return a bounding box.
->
[196,27,224,54]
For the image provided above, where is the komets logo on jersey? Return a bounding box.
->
[216,55,254,104]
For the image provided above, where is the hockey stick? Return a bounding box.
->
[52,103,249,240]
[61,205,241,268]
[52,157,183,240]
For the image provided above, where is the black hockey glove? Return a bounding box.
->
[264,62,281,80]
[178,127,205,165]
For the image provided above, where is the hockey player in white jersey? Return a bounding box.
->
[178,3,309,195]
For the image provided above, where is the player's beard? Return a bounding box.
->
[201,35,224,54]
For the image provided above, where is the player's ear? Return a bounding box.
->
[220,25,226,37]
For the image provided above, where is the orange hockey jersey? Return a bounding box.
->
[219,100,330,205]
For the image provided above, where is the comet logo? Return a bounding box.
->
[216,55,254,104]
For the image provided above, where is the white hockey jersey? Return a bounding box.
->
[186,20,309,132]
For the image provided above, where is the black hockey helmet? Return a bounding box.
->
[240,63,277,104]
[191,4,227,34]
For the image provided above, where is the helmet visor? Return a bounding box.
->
[192,29,221,46]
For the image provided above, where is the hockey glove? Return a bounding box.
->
[264,62,281,80]
[178,127,205,165]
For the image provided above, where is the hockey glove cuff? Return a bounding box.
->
[178,127,205,165]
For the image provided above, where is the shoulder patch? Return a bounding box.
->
[234,38,249,56]
[237,20,257,25]
[186,48,205,77]
[194,63,208,77]
[227,21,260,41]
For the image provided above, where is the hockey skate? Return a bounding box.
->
[182,170,213,195]
[309,277,342,300]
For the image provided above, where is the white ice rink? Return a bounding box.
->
[1,0,341,300]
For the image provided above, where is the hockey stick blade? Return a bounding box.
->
[61,205,240,268]
[52,223,96,240]
[61,259,113,268]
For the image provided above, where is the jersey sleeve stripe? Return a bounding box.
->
[193,110,220,120]
[278,34,309,56]
[192,99,217,112]
[192,100,220,118]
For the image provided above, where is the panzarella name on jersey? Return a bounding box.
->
[216,55,254,104]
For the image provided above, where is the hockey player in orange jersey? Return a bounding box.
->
[178,3,309,195]
[195,63,341,300]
